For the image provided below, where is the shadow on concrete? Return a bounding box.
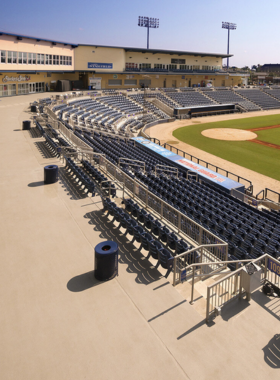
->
[29,127,42,138]
[153,281,170,290]
[13,129,22,131]
[177,318,215,340]
[262,333,280,368]
[67,270,101,292]
[84,209,163,286]
[34,141,56,159]
[252,289,280,322]
[28,181,45,187]
[58,167,89,200]
[148,300,186,322]
[220,297,250,322]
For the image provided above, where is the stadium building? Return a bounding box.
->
[0,31,249,96]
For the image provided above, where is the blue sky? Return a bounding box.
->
[2,0,280,68]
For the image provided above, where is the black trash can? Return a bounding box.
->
[94,241,118,281]
[44,165,58,184]
[22,120,31,130]
[31,105,37,113]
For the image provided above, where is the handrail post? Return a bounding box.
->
[206,287,210,323]
[173,256,177,286]
[239,272,243,299]
[200,246,203,276]
[190,266,195,304]
[264,255,268,281]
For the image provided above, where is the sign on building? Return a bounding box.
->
[88,62,113,69]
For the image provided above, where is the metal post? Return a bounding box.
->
[190,266,195,304]
[227,28,230,69]
[147,26,149,49]
[264,255,268,281]
[173,256,177,286]
[206,287,210,323]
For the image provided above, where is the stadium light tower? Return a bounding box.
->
[138,16,159,49]
[222,22,237,70]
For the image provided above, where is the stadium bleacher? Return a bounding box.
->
[38,88,280,279]
[236,89,280,110]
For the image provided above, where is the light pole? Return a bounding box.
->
[222,22,237,70]
[138,16,159,49]
[142,74,150,127]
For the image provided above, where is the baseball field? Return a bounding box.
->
[173,114,280,181]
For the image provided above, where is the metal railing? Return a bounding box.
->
[118,158,145,173]
[155,164,178,178]
[206,254,280,322]
[98,157,228,262]
[256,188,280,205]
[162,142,252,192]
[172,243,228,288]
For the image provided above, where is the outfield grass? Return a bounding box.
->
[173,115,280,181]
[256,128,280,145]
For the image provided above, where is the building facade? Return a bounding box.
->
[0,31,248,97]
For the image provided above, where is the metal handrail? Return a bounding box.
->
[155,164,178,178]
[205,254,280,322]
[256,188,280,205]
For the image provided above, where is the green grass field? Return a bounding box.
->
[173,115,280,181]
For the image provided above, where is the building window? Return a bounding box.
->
[139,63,151,69]
[0,84,16,97]
[45,54,52,65]
[1,51,6,63]
[139,79,151,87]
[124,79,137,85]
[171,59,185,64]
[53,55,59,65]
[193,65,200,70]
[69,56,72,66]
[7,51,17,64]
[37,54,45,64]
[18,52,27,64]
[18,83,29,95]
[28,53,36,65]
[202,65,212,70]
[108,79,122,86]
[169,64,177,70]
[23,52,27,64]
[179,65,190,70]
[126,63,138,69]
[154,64,165,69]
[59,56,67,65]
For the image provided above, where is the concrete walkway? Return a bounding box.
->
[0,94,279,380]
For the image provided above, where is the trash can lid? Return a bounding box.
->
[95,241,118,255]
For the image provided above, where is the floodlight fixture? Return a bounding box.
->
[222,21,237,69]
[138,16,159,49]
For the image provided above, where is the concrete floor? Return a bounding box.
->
[0,93,279,380]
